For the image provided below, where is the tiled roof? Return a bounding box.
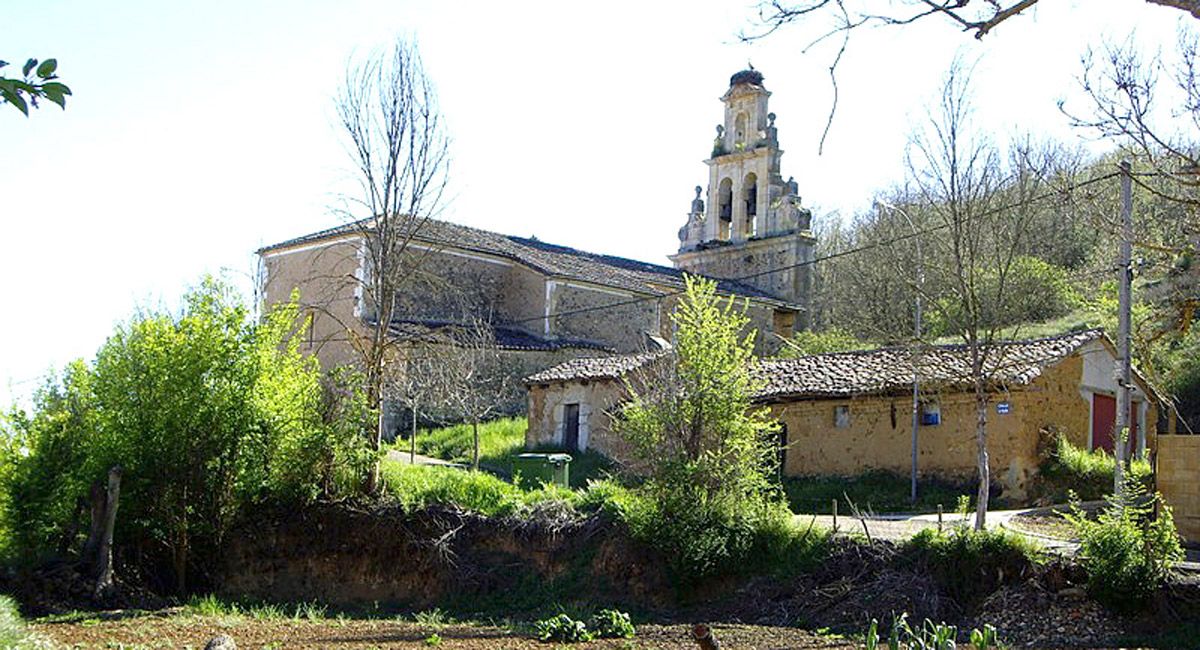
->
[258,218,790,305]
[524,352,665,384]
[524,330,1108,397]
[387,320,614,353]
[755,329,1105,400]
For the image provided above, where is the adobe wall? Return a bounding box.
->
[1156,434,1200,542]
[772,355,1127,500]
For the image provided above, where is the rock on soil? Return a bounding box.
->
[968,580,1124,648]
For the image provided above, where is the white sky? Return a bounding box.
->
[0,0,1186,407]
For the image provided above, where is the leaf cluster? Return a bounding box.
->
[0,57,70,115]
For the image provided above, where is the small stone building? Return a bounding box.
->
[525,330,1160,499]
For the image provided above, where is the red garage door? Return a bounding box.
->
[1092,393,1136,456]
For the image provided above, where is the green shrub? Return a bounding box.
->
[904,526,1040,605]
[533,613,593,643]
[622,487,828,583]
[1066,479,1183,611]
[1,280,373,587]
[588,609,635,639]
[1039,433,1152,502]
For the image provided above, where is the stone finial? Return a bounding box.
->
[768,112,776,127]
[691,186,705,215]
[716,124,724,138]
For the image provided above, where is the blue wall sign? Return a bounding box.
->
[996,401,1011,415]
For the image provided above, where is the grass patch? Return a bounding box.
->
[1037,433,1152,502]
[410,417,526,468]
[402,417,617,488]
[379,462,577,517]
[784,470,971,514]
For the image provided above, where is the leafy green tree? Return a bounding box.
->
[4,361,97,562]
[2,278,373,590]
[1,58,70,115]
[89,278,266,592]
[616,276,787,579]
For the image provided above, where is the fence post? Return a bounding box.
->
[937,504,943,534]
[832,499,838,533]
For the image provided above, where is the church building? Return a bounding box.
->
[256,68,816,402]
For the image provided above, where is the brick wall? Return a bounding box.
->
[1157,434,1200,542]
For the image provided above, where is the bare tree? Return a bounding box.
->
[328,38,450,493]
[435,318,517,471]
[386,340,444,464]
[743,2,1200,152]
[751,1,1200,43]
[895,63,1056,529]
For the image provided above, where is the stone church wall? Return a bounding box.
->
[551,283,662,353]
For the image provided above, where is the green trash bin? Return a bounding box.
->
[512,453,571,488]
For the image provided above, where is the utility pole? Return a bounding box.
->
[877,201,922,504]
[1114,160,1133,500]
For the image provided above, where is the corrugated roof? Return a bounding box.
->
[258,217,791,305]
[525,330,1109,398]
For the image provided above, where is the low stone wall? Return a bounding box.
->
[1157,434,1200,542]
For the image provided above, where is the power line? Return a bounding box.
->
[508,170,1123,327]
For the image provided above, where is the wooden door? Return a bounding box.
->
[1092,394,1136,456]
[563,403,580,452]
[1093,393,1116,453]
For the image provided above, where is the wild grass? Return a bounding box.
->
[783,470,971,515]
[1038,433,1153,502]
[410,417,526,467]
[183,594,328,622]
[379,462,579,517]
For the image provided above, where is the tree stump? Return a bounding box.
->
[691,623,720,650]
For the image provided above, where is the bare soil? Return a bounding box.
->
[32,613,854,649]
[1006,511,1079,541]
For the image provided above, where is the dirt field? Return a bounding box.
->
[31,612,856,649]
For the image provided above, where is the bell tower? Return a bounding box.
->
[671,68,816,328]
